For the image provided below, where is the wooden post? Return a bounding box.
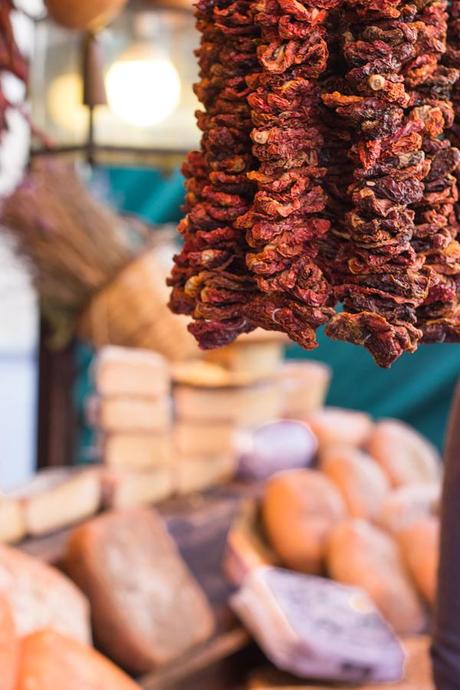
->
[37,321,77,469]
[432,382,460,690]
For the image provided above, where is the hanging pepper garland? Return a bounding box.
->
[169,0,460,367]
[0,1,28,142]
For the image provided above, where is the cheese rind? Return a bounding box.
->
[277,361,331,417]
[63,508,215,674]
[92,346,170,398]
[174,421,236,458]
[175,455,236,494]
[377,483,441,534]
[306,408,373,448]
[12,468,101,537]
[0,544,91,643]
[398,517,439,605]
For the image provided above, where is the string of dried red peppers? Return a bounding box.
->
[169,0,460,367]
[0,1,28,140]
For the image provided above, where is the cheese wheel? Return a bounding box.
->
[0,596,18,690]
[327,519,426,635]
[320,445,390,520]
[262,469,346,574]
[16,629,141,690]
[367,420,441,487]
[305,408,373,448]
[398,517,439,605]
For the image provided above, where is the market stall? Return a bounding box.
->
[0,1,459,689]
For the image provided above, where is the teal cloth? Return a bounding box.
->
[75,166,460,459]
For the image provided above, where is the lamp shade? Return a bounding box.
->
[45,0,129,31]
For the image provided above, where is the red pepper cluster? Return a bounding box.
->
[169,0,460,367]
[0,1,28,138]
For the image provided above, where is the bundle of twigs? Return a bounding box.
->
[0,159,199,360]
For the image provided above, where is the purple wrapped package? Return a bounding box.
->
[231,567,405,684]
[236,421,317,481]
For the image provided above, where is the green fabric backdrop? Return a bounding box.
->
[76,166,460,458]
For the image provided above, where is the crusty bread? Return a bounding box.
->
[63,508,215,674]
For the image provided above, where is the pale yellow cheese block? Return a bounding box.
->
[12,468,101,537]
[0,497,26,544]
[100,432,173,469]
[174,381,282,425]
[92,345,170,398]
[277,361,331,418]
[87,395,172,433]
[101,466,174,509]
[204,341,284,380]
[175,455,236,495]
[174,420,236,458]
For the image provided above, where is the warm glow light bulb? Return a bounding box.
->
[105,48,181,128]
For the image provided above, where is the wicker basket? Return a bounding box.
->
[77,248,200,362]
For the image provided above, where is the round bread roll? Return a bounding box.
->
[367,419,441,487]
[306,408,373,449]
[398,517,439,605]
[262,469,346,574]
[45,0,127,30]
[327,519,427,635]
[320,445,390,520]
[377,483,441,534]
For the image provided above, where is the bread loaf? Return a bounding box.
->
[320,445,390,520]
[327,520,426,635]
[263,470,346,574]
[101,432,173,469]
[0,545,91,643]
[306,408,373,448]
[16,629,141,690]
[92,346,169,398]
[87,396,172,433]
[367,420,441,487]
[0,498,26,544]
[377,483,440,534]
[278,361,331,418]
[398,517,439,605]
[0,596,18,690]
[12,468,101,537]
[63,508,215,674]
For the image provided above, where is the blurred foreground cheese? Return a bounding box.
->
[101,432,173,469]
[174,420,236,458]
[327,519,426,635]
[16,629,142,690]
[92,346,170,398]
[377,483,441,534]
[63,508,215,674]
[11,468,101,537]
[0,596,18,690]
[0,497,26,544]
[0,544,91,643]
[174,380,282,425]
[277,361,331,418]
[101,466,173,509]
[398,517,439,605]
[87,396,172,433]
[232,567,404,683]
[204,340,284,381]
